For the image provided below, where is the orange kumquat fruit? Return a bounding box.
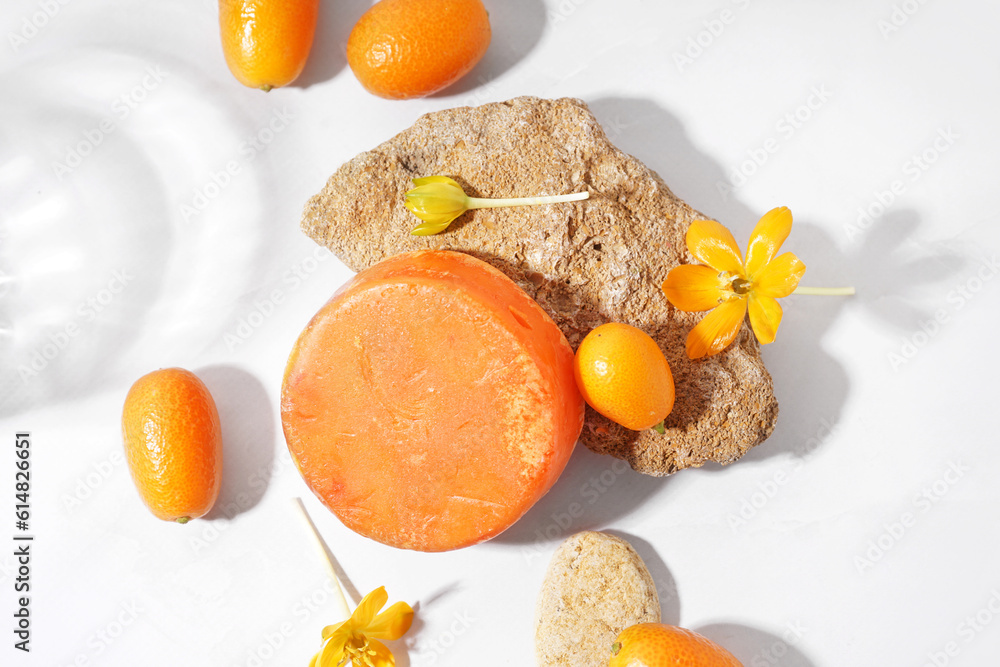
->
[122,368,222,523]
[219,0,320,91]
[609,623,744,667]
[347,0,492,99]
[574,323,675,431]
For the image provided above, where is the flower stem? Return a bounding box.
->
[294,498,353,618]
[467,191,589,210]
[793,286,856,296]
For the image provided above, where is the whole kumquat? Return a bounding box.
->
[219,0,319,91]
[347,0,492,99]
[122,368,222,523]
[573,323,675,432]
[609,623,744,667]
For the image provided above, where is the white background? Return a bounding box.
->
[2,1,999,665]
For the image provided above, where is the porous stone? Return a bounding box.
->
[300,96,777,476]
[534,531,660,666]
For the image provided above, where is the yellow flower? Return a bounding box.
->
[662,207,806,359]
[310,587,413,667]
[404,176,590,236]
[404,176,470,235]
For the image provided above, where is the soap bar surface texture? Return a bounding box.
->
[281,249,584,551]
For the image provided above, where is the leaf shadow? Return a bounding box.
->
[841,208,967,333]
[399,583,463,667]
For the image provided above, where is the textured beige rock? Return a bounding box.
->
[300,96,778,476]
[534,531,660,666]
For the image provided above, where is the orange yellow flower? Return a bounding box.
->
[309,586,413,667]
[662,207,806,359]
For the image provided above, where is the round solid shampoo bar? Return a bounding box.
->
[281,250,584,551]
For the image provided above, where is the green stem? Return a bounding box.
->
[793,286,856,296]
[467,191,589,210]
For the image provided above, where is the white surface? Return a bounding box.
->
[2,1,999,665]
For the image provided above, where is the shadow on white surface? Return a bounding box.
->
[588,96,759,228]
[199,365,275,520]
[400,583,464,667]
[739,210,963,464]
[586,96,964,469]
[295,0,373,89]
[698,622,816,667]
[836,207,966,333]
[434,0,548,98]
[296,0,549,95]
[587,96,854,466]
[494,445,671,545]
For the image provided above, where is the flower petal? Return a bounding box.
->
[321,620,349,640]
[352,587,388,629]
[365,639,397,667]
[404,180,469,232]
[412,176,461,188]
[754,252,806,298]
[367,602,414,641]
[686,220,745,274]
[409,211,464,235]
[314,631,349,667]
[748,293,783,345]
[745,207,792,279]
[686,297,748,359]
[662,264,731,312]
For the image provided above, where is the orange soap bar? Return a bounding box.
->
[281,250,584,551]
